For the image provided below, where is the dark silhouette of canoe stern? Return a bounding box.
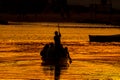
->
[89,34,120,42]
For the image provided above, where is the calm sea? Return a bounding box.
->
[0,22,120,80]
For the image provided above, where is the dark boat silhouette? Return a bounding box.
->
[40,43,70,67]
[40,43,72,80]
[89,34,120,42]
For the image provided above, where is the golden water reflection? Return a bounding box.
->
[0,23,120,79]
[0,41,120,80]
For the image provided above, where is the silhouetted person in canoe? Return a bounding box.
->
[47,43,55,61]
[54,31,61,50]
[40,44,49,61]
[54,31,62,65]
[64,47,72,64]
[41,31,72,80]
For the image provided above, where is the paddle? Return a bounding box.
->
[58,23,60,34]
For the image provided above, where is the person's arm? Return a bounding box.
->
[59,32,61,37]
[67,52,72,64]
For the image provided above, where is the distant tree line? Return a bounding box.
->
[1,0,115,15]
[0,0,48,14]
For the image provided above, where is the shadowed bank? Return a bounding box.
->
[0,0,120,26]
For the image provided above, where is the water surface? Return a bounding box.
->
[0,22,120,80]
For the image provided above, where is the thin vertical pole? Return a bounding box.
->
[58,23,60,33]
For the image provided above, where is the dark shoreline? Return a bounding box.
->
[0,13,120,26]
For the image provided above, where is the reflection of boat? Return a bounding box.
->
[41,56,68,67]
[89,34,120,42]
[40,43,70,66]
[41,43,71,80]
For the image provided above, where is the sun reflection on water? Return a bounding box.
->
[0,23,120,79]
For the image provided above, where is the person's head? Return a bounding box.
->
[55,31,58,36]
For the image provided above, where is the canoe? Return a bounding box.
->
[40,43,69,66]
[89,34,120,42]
